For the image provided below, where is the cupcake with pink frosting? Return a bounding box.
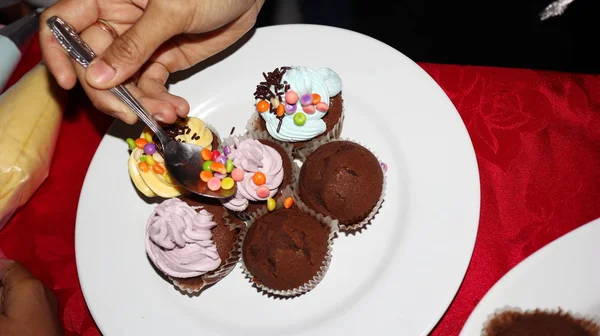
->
[145,197,243,294]
[219,134,293,220]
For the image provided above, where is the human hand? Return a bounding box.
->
[40,0,265,124]
[0,259,61,336]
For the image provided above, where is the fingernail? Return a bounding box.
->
[155,114,166,123]
[87,60,116,85]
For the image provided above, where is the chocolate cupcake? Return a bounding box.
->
[240,192,338,297]
[145,197,243,294]
[246,66,344,157]
[483,307,600,336]
[296,140,386,232]
[219,132,294,220]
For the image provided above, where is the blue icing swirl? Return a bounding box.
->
[259,66,342,142]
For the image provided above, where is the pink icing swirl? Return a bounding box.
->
[145,198,221,278]
[221,138,284,211]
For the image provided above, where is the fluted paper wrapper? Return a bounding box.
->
[170,210,244,294]
[245,100,345,159]
[294,138,387,232]
[238,187,339,298]
[481,306,600,336]
[218,131,295,221]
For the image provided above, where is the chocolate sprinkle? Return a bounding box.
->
[230,127,235,135]
[254,66,292,133]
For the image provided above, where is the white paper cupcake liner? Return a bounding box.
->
[170,208,244,294]
[238,187,339,298]
[245,95,345,159]
[481,306,600,336]
[293,138,387,233]
[218,131,295,221]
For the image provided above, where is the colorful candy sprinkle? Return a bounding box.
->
[285,90,298,105]
[143,132,153,143]
[221,177,235,190]
[302,105,315,114]
[270,97,280,109]
[138,162,149,172]
[200,148,212,161]
[312,93,321,104]
[283,197,294,209]
[135,138,147,149]
[216,155,227,165]
[256,186,270,198]
[152,163,165,174]
[284,103,296,114]
[267,198,276,211]
[139,155,146,162]
[211,150,221,162]
[145,155,156,166]
[152,153,164,163]
[231,168,244,182]
[252,172,266,185]
[256,100,270,113]
[126,138,136,150]
[300,94,313,106]
[200,170,213,182]
[316,102,329,112]
[144,143,156,155]
[223,146,231,156]
[380,162,388,172]
[277,104,285,117]
[207,177,222,191]
[214,172,226,180]
[225,159,234,173]
[294,112,307,126]
[203,160,213,171]
[210,162,226,175]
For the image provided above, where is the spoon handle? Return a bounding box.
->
[46,16,171,145]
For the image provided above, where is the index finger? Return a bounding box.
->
[39,0,100,89]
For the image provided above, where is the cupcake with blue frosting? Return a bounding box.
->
[247,66,344,156]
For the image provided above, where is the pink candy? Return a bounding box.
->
[302,105,315,114]
[231,168,244,182]
[285,90,298,105]
[256,186,270,198]
[207,177,221,191]
[316,102,329,112]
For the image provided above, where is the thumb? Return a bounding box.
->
[85,7,180,89]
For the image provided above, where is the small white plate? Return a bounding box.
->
[76,24,480,335]
[461,217,600,335]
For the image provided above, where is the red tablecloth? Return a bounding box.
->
[2,37,599,336]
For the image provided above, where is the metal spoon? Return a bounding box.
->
[46,16,235,199]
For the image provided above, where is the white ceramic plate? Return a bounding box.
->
[76,24,480,335]
[460,217,600,335]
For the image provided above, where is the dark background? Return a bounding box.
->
[256,0,600,74]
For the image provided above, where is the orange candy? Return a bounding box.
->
[276,104,285,117]
[138,162,150,172]
[200,170,213,182]
[283,197,294,209]
[252,172,266,186]
[256,100,270,113]
[210,162,226,175]
[312,93,321,105]
[152,163,165,174]
[200,148,212,161]
[135,138,148,149]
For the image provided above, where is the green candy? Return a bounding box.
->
[225,159,234,173]
[139,155,146,162]
[126,138,136,150]
[203,160,214,171]
[293,112,306,126]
